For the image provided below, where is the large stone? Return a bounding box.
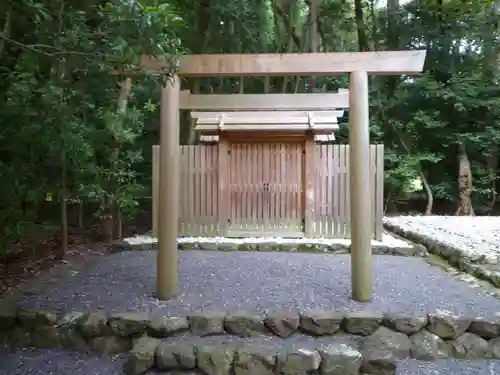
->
[148,315,189,337]
[278,243,299,252]
[489,337,500,358]
[109,312,149,336]
[300,310,343,336]
[178,242,199,250]
[0,304,17,330]
[225,312,267,337]
[197,345,235,375]
[18,308,59,328]
[198,242,221,251]
[31,326,61,348]
[426,312,470,340]
[155,343,197,370]
[58,326,88,351]
[329,243,349,253]
[234,346,278,375]
[409,329,451,360]
[343,311,384,336]
[264,310,299,338]
[189,312,226,336]
[217,242,240,251]
[450,332,490,359]
[468,317,500,339]
[6,326,31,348]
[88,335,131,355]
[257,242,281,252]
[362,327,411,359]
[278,348,321,375]
[317,343,362,375]
[59,311,85,327]
[123,336,160,375]
[77,311,111,338]
[384,314,427,335]
[361,350,398,375]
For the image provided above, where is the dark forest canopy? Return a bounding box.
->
[0,0,499,257]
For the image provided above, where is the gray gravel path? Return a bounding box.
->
[397,359,500,375]
[13,251,500,316]
[2,347,500,375]
[0,347,127,375]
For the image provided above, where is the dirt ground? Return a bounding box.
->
[0,228,110,298]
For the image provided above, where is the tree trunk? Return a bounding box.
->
[78,201,84,235]
[456,143,474,216]
[308,0,320,92]
[419,170,434,215]
[485,148,498,213]
[354,0,369,51]
[104,77,132,243]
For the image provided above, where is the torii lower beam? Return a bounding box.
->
[179,90,349,111]
[152,51,426,302]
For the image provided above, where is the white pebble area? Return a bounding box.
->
[384,216,500,263]
[124,232,412,248]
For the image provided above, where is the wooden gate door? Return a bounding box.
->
[228,142,305,237]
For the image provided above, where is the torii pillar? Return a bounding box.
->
[143,51,427,301]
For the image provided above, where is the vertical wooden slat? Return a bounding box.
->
[152,145,159,237]
[313,145,319,236]
[375,144,384,240]
[218,139,229,236]
[370,145,376,239]
[201,145,207,235]
[179,146,186,235]
[345,145,351,238]
[194,146,200,235]
[213,144,218,235]
[316,145,323,236]
[207,145,212,234]
[236,144,243,230]
[259,144,265,231]
[327,144,334,237]
[269,144,276,232]
[295,144,302,232]
[187,146,194,235]
[332,145,339,237]
[278,144,284,231]
[304,138,315,237]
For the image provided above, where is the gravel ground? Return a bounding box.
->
[397,359,500,375]
[13,251,500,317]
[1,347,500,375]
[0,347,127,375]
[384,216,500,263]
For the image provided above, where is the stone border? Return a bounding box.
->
[383,221,500,287]
[111,237,428,258]
[2,306,500,374]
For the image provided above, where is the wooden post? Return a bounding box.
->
[349,71,372,302]
[152,145,159,237]
[157,74,180,300]
[217,137,230,236]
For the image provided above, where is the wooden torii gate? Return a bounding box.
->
[141,51,427,302]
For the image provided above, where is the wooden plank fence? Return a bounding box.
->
[152,144,384,240]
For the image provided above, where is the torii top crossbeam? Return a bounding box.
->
[151,50,427,304]
[140,51,426,76]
